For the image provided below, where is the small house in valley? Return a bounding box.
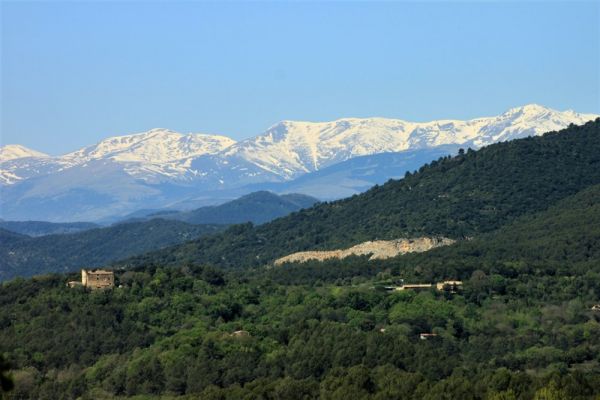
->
[397,284,433,291]
[382,280,463,293]
[436,281,463,292]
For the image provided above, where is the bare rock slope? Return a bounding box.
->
[274,237,455,265]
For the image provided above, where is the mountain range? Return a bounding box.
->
[1,104,597,221]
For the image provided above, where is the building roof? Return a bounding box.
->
[401,284,432,288]
[85,269,114,275]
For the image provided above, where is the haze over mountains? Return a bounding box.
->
[0,191,317,280]
[150,191,318,226]
[1,104,597,221]
[0,220,99,237]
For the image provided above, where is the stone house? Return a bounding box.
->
[68,269,114,290]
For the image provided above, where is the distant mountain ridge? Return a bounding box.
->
[152,191,318,225]
[1,105,597,221]
[221,104,597,180]
[241,146,462,199]
[0,129,236,186]
[0,191,317,280]
[0,220,99,237]
[0,144,48,163]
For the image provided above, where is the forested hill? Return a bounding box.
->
[0,219,224,281]
[0,229,28,245]
[121,119,600,270]
[2,184,600,398]
[154,191,318,225]
[274,182,600,286]
[0,220,99,237]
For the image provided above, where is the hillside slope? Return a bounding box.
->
[1,185,600,399]
[430,182,600,281]
[0,228,29,245]
[241,146,461,200]
[152,191,318,225]
[0,220,99,237]
[120,119,600,269]
[0,219,224,281]
[286,182,600,282]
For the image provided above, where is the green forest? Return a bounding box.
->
[1,120,599,399]
[0,220,225,281]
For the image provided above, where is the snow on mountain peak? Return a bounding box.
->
[0,144,49,162]
[64,128,236,164]
[0,145,54,185]
[503,103,549,115]
[53,128,237,182]
[1,105,597,188]
[499,104,597,123]
[221,104,598,179]
[468,104,598,147]
[0,129,238,186]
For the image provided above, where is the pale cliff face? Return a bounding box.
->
[273,237,455,265]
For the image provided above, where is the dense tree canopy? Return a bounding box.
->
[1,184,600,399]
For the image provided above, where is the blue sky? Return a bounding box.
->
[1,1,599,155]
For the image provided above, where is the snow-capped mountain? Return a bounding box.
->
[61,128,236,183]
[0,129,236,185]
[63,128,235,165]
[0,145,48,162]
[1,104,597,221]
[224,104,598,179]
[0,145,53,185]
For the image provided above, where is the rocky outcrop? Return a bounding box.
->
[273,237,455,266]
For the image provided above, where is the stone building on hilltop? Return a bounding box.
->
[67,269,114,290]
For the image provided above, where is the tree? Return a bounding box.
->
[0,355,13,393]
